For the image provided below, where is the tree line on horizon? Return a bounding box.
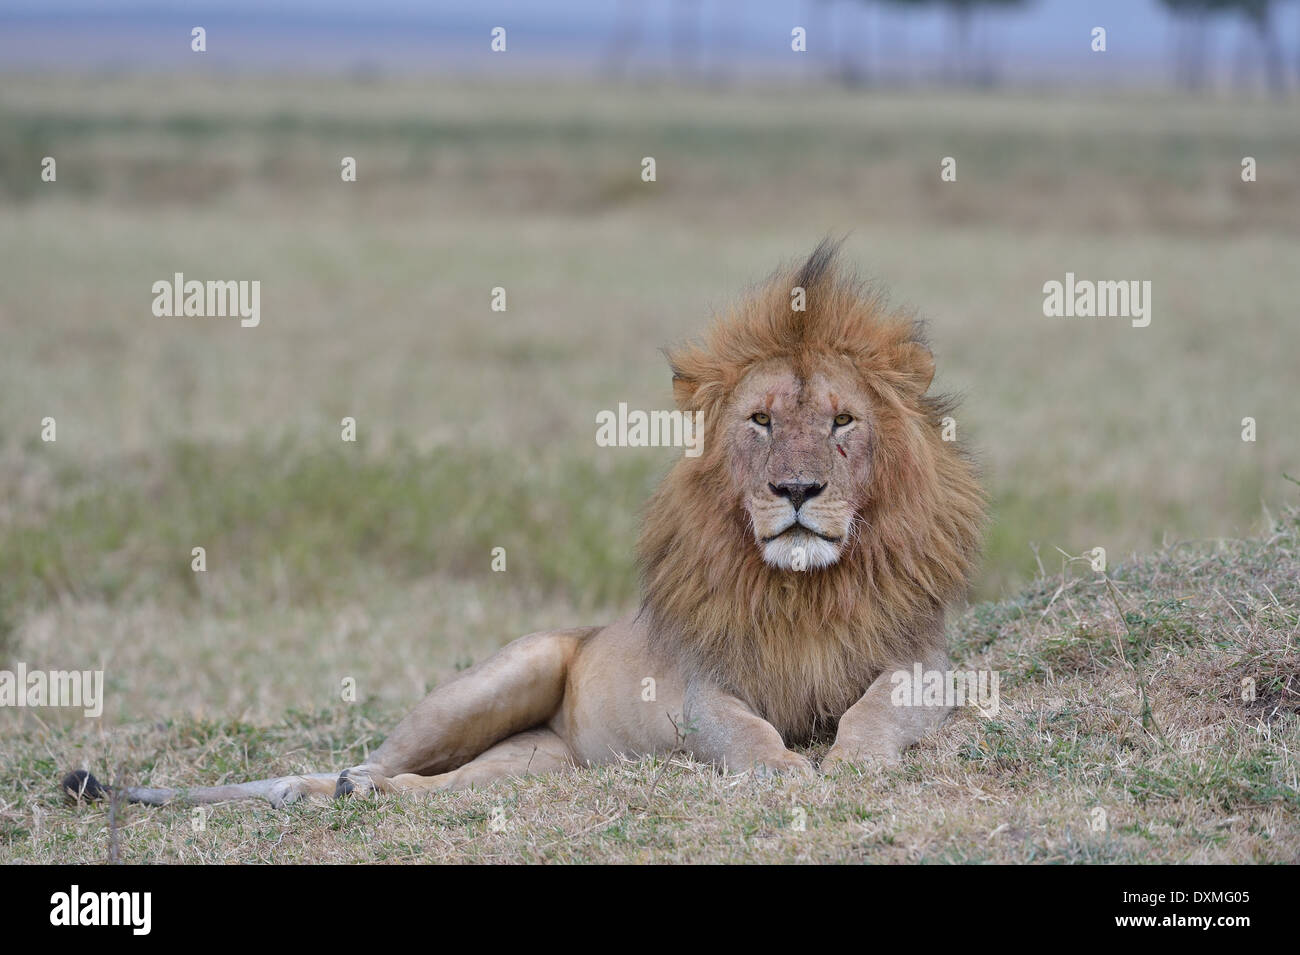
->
[603,0,1298,94]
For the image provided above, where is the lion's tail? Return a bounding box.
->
[60,768,337,808]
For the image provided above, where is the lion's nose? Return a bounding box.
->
[769,482,825,511]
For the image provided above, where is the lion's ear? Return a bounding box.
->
[667,347,705,410]
[894,342,935,396]
[671,370,700,410]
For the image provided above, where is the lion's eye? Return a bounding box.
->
[751,412,771,427]
[833,413,853,428]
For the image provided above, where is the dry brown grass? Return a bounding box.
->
[6,509,1296,864]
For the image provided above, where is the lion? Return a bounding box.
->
[62,240,985,809]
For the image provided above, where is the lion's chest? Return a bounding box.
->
[718,635,880,744]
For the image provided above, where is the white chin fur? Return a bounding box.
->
[762,531,842,570]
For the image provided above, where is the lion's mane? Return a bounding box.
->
[637,241,986,741]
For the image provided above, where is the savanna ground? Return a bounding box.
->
[0,75,1297,863]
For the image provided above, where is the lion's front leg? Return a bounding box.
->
[683,680,814,776]
[822,645,953,772]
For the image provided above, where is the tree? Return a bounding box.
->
[1160,0,1285,94]
[1235,0,1286,94]
[876,0,1032,86]
[1161,0,1219,91]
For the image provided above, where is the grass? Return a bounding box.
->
[3,77,1297,599]
[0,74,1297,862]
[5,507,1297,864]
[0,438,657,642]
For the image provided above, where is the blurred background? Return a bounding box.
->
[1,1,1297,722]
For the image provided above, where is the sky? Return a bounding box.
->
[0,0,1292,85]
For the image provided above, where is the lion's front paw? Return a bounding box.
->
[751,750,815,778]
[820,743,900,775]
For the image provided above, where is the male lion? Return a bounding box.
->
[63,241,985,809]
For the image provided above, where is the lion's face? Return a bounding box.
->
[726,356,872,571]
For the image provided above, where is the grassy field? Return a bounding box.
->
[8,510,1298,863]
[1,74,1297,863]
